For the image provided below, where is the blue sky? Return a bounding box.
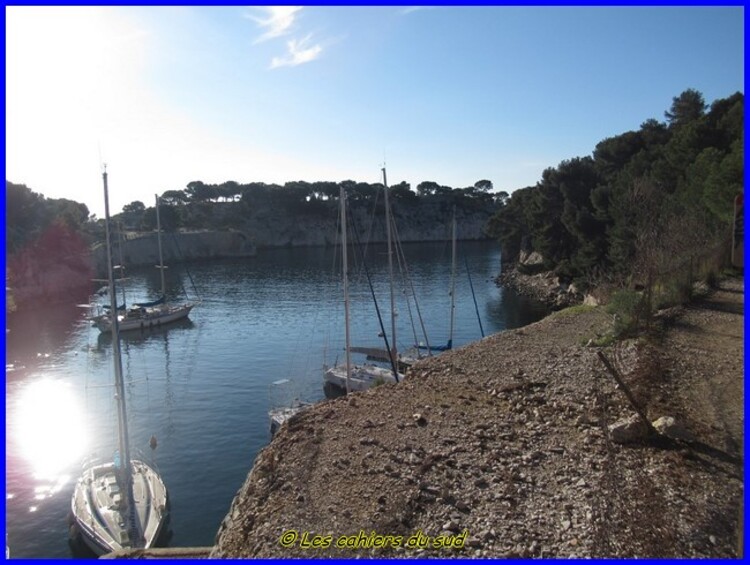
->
[5,6,744,217]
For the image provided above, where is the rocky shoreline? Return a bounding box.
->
[209,278,743,558]
[496,264,590,310]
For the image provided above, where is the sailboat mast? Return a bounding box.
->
[102,168,132,485]
[448,207,457,350]
[382,167,397,369]
[155,194,166,298]
[115,222,127,308]
[340,186,352,394]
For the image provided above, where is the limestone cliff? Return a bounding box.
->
[9,201,494,303]
[236,200,493,248]
[99,203,492,274]
[91,229,256,277]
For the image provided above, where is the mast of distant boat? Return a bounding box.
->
[155,194,167,300]
[448,207,457,350]
[115,222,127,309]
[340,185,352,394]
[382,167,398,373]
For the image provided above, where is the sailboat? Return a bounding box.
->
[324,176,404,394]
[70,168,169,555]
[94,194,196,334]
[268,378,311,435]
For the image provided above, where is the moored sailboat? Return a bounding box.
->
[324,174,404,394]
[268,378,311,435]
[70,168,169,555]
[94,194,196,334]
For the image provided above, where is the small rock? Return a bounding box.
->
[583,294,599,306]
[413,413,428,426]
[652,415,693,441]
[442,519,461,533]
[455,500,471,512]
[479,529,494,542]
[561,520,571,531]
[608,415,649,444]
[419,483,440,495]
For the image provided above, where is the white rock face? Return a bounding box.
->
[520,250,545,266]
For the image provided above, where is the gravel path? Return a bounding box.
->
[211,278,743,558]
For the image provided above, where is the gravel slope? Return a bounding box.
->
[211,278,743,558]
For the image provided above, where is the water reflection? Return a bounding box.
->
[11,378,89,482]
[487,286,549,330]
[95,317,195,348]
[6,300,90,366]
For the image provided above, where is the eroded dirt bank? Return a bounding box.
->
[211,278,743,558]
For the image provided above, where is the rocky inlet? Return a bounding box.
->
[210,279,743,558]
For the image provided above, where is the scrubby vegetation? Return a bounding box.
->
[487,89,743,326]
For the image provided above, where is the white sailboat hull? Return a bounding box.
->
[95,303,195,334]
[269,402,311,434]
[71,459,169,556]
[324,364,403,392]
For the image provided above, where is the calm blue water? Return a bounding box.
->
[5,241,547,558]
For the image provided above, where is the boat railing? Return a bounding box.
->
[131,446,162,471]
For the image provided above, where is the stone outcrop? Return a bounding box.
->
[90,229,256,278]
[496,265,583,310]
[236,200,493,249]
[8,199,493,305]
[92,203,492,277]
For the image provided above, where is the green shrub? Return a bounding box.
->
[655,279,692,309]
[606,289,646,338]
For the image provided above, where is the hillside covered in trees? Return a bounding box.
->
[5,177,499,307]
[7,177,501,243]
[5,88,742,310]
[487,89,743,290]
[114,178,500,233]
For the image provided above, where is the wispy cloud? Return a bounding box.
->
[399,6,434,16]
[246,6,302,44]
[270,33,322,69]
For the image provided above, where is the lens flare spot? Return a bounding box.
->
[13,378,89,481]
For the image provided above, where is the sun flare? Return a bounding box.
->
[13,378,90,482]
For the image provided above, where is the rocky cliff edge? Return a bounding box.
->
[210,279,743,558]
